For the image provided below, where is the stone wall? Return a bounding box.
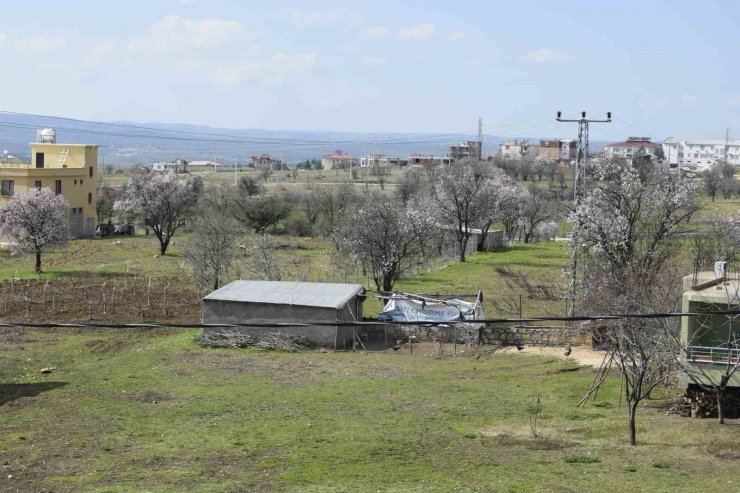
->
[483,325,592,347]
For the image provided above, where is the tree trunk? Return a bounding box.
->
[35,249,42,274]
[459,237,466,262]
[628,403,637,446]
[717,391,725,424]
[159,237,170,255]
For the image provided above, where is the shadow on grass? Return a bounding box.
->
[0,381,69,406]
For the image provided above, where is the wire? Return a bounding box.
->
[1,309,738,329]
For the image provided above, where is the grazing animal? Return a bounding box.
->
[516,340,525,351]
[563,344,572,358]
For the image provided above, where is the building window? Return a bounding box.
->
[34,180,42,189]
[88,192,92,204]
[89,167,93,178]
[1,180,14,196]
[74,179,77,185]
[55,180,62,195]
[36,152,45,169]
[80,179,83,185]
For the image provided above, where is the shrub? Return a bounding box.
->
[564,455,600,464]
[622,465,637,472]
[284,218,311,237]
[593,402,613,408]
[652,461,672,469]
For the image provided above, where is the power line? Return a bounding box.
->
[0,309,737,330]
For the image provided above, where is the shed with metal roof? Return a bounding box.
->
[201,281,366,348]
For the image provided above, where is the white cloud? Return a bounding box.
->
[0,34,7,46]
[524,48,570,64]
[465,58,482,67]
[398,24,435,41]
[361,55,386,66]
[214,52,317,87]
[128,15,250,54]
[361,26,391,39]
[14,36,69,55]
[731,96,740,106]
[450,31,465,41]
[283,9,340,27]
[681,94,696,107]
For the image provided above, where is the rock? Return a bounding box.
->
[39,368,53,374]
[153,254,159,258]
[115,241,122,245]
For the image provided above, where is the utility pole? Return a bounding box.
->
[478,117,483,158]
[556,111,612,316]
[725,128,730,165]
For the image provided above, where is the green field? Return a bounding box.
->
[2,328,739,492]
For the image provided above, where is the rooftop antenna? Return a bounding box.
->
[556,110,612,317]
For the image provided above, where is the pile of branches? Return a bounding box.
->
[195,330,316,352]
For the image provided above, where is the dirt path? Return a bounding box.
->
[495,345,608,368]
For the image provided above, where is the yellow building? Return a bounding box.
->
[0,130,98,237]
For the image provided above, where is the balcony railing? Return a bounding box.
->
[687,346,740,365]
[0,162,32,169]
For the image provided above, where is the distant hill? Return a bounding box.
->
[0,114,608,166]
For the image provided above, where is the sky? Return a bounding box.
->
[0,0,739,142]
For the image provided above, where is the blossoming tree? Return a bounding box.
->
[115,170,202,255]
[0,187,70,274]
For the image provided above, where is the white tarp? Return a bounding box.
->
[379,291,485,329]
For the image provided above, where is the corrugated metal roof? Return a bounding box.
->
[203,281,365,309]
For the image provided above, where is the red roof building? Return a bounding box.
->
[321,150,354,170]
[603,137,663,162]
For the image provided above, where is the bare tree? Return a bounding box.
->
[115,170,202,255]
[246,234,282,281]
[297,186,321,237]
[704,166,723,202]
[184,208,242,291]
[0,187,70,274]
[520,186,560,244]
[257,164,273,182]
[96,172,119,228]
[397,168,425,205]
[315,183,357,235]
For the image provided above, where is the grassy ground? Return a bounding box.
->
[0,235,569,323]
[1,328,739,492]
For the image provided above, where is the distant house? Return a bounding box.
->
[201,280,366,348]
[408,154,454,167]
[321,151,354,170]
[448,141,482,161]
[536,140,576,162]
[499,140,536,160]
[152,159,187,173]
[603,137,662,164]
[251,154,283,170]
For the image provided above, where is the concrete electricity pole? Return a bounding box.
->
[556,111,612,317]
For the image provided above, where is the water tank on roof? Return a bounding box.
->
[37,128,57,144]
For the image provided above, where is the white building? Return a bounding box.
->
[360,153,389,168]
[152,159,187,173]
[663,137,740,169]
[603,137,663,163]
[321,151,354,170]
[498,140,536,159]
